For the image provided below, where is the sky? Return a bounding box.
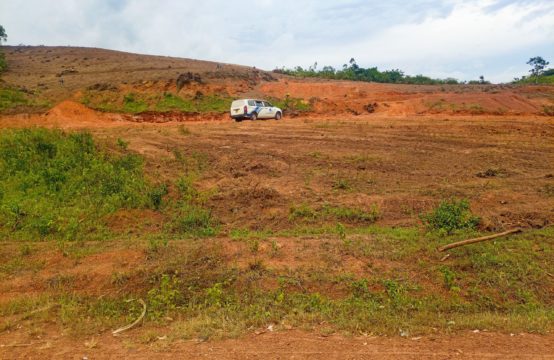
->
[1,0,553,82]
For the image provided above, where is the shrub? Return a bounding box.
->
[116,138,128,150]
[440,266,460,292]
[205,282,226,307]
[420,199,480,235]
[149,183,168,210]
[272,95,311,112]
[147,274,182,319]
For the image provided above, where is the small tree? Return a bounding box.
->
[527,56,549,83]
[0,25,7,73]
[0,25,6,44]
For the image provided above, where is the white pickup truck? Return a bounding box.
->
[230,99,282,121]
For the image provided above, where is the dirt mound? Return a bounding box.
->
[42,100,122,127]
[45,100,99,120]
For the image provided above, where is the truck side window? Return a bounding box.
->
[248,100,256,106]
[255,101,263,107]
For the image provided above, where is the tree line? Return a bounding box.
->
[273,58,463,85]
[275,57,552,85]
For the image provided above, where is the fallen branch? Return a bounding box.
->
[20,303,60,320]
[438,228,522,252]
[0,341,48,348]
[112,299,146,336]
[0,343,33,348]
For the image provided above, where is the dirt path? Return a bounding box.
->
[1,330,552,359]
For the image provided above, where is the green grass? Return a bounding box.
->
[0,87,50,113]
[155,93,195,112]
[0,128,154,240]
[194,95,232,112]
[0,226,554,339]
[123,93,148,113]
[82,91,233,114]
[289,203,379,224]
[0,128,216,240]
[0,226,552,338]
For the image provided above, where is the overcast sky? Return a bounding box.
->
[1,0,553,82]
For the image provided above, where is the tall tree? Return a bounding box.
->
[527,56,549,83]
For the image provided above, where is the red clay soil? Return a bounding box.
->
[1,328,552,359]
[259,80,553,117]
[0,100,123,129]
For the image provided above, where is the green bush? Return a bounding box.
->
[272,95,311,112]
[0,128,156,240]
[149,184,168,210]
[421,199,480,235]
[147,274,182,319]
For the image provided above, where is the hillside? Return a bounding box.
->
[1,46,553,118]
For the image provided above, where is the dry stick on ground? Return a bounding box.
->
[0,341,48,348]
[438,228,522,252]
[112,299,146,336]
[19,303,60,321]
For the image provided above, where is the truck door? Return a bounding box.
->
[255,100,267,118]
[263,101,274,118]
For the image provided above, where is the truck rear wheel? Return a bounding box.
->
[251,113,258,121]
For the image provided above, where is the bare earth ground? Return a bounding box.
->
[2,106,553,231]
[1,112,553,359]
[1,329,553,359]
[1,46,553,358]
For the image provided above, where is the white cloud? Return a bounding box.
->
[0,0,552,82]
